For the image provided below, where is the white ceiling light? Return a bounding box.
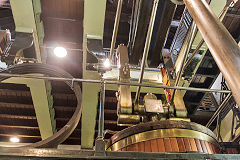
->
[10,137,20,143]
[54,47,67,58]
[103,58,111,68]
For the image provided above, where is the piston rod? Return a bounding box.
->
[183,0,240,108]
[134,0,159,104]
[109,0,123,61]
[206,93,232,128]
[171,23,196,103]
[97,76,105,138]
[0,72,231,93]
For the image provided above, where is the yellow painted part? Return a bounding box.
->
[162,71,171,103]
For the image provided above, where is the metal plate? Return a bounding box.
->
[145,99,164,113]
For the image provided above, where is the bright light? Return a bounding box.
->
[10,137,20,143]
[103,58,111,68]
[54,47,67,58]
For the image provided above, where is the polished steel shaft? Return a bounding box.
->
[109,0,123,61]
[134,0,159,104]
[206,93,232,128]
[0,72,231,93]
[184,0,240,107]
[98,78,105,138]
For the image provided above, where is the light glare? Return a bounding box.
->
[104,58,111,68]
[54,47,67,57]
[10,137,20,143]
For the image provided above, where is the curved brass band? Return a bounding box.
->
[109,128,218,151]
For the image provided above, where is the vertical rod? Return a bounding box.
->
[206,93,232,128]
[171,23,196,103]
[109,0,123,61]
[183,39,204,70]
[216,114,221,141]
[231,108,235,140]
[98,76,105,138]
[129,0,141,47]
[134,0,159,104]
[184,0,240,108]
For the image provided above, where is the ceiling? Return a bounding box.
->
[0,0,239,146]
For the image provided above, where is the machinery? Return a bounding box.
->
[0,0,240,159]
[104,0,240,155]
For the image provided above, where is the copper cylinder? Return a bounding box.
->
[183,0,240,108]
[107,120,221,154]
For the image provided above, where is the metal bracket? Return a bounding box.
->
[116,45,132,115]
[4,32,33,65]
[94,137,106,156]
[87,37,105,60]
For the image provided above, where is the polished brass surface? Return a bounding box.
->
[168,117,190,122]
[183,0,240,108]
[111,120,217,144]
[117,45,132,114]
[117,114,140,126]
[109,128,218,151]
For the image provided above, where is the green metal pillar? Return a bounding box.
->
[8,0,56,139]
[81,0,106,148]
[3,77,55,139]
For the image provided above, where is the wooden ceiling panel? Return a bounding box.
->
[43,17,83,44]
[41,0,84,79]
[46,49,83,78]
[41,0,84,20]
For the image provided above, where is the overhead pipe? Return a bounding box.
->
[183,0,240,107]
[134,0,159,104]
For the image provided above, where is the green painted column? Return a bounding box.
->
[81,0,106,148]
[8,0,56,140]
[3,77,56,139]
